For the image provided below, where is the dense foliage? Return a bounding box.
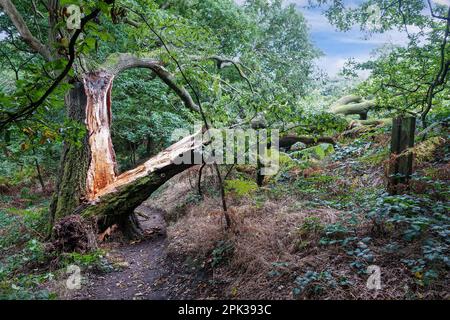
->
[0,0,448,300]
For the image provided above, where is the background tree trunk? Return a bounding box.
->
[50,82,91,225]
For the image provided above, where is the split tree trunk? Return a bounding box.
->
[50,71,118,222]
[83,71,117,198]
[75,132,202,236]
[50,53,210,238]
[50,69,203,238]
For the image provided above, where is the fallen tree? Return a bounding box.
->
[0,1,254,239]
[49,53,202,228]
[73,131,204,238]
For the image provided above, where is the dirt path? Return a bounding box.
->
[73,206,176,300]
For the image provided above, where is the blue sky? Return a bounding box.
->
[293,0,408,78]
[287,0,449,77]
[232,0,416,77]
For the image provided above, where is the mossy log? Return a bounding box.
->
[331,101,375,118]
[331,95,362,107]
[279,135,336,150]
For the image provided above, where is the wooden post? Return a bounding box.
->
[251,114,267,187]
[388,116,416,194]
[256,133,265,187]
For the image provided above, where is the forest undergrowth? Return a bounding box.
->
[0,123,448,300]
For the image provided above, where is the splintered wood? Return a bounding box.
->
[82,69,203,212]
[83,71,117,199]
[91,130,203,201]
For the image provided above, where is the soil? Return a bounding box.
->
[70,205,211,300]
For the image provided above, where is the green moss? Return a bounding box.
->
[225,179,258,198]
[359,147,389,165]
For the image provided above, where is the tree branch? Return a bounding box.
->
[192,55,254,93]
[0,0,52,61]
[101,53,200,113]
[0,8,102,130]
[427,0,450,21]
[422,6,450,125]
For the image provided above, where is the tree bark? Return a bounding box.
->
[50,82,91,224]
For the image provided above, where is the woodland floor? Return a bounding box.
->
[71,207,169,300]
[68,206,214,300]
[0,125,448,300]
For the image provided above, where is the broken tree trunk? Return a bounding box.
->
[83,71,117,197]
[50,53,204,236]
[50,71,118,222]
[50,52,251,239]
[75,131,203,237]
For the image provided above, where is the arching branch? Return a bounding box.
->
[101,53,200,113]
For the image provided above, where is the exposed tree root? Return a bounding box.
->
[52,215,97,253]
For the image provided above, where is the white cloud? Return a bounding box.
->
[433,0,450,6]
[316,53,372,79]
[233,1,427,78]
[302,10,336,32]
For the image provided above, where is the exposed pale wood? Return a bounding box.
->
[76,130,204,222]
[93,130,203,200]
[83,71,117,198]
